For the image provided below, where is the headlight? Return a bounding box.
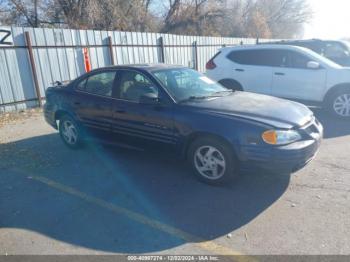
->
[262,130,301,145]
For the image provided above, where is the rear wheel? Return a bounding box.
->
[59,115,83,149]
[326,89,350,118]
[188,137,238,185]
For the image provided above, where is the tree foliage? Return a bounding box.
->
[160,0,225,36]
[0,0,312,38]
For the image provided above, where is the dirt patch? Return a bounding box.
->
[0,108,43,129]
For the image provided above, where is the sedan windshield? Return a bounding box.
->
[152,68,229,102]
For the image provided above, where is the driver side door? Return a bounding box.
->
[110,69,177,150]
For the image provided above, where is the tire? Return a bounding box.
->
[187,136,238,185]
[59,115,83,149]
[218,79,243,91]
[325,89,350,118]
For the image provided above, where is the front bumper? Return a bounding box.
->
[241,139,321,173]
[240,118,323,174]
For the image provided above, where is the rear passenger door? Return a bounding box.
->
[226,49,274,95]
[73,70,116,138]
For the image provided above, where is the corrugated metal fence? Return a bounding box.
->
[0,26,267,112]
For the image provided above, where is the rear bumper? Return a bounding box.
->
[43,104,58,129]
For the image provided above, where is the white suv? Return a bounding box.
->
[206,45,350,118]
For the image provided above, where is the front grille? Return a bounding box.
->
[301,117,323,139]
[304,123,319,134]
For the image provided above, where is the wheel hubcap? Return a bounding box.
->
[194,146,226,180]
[333,94,350,117]
[61,120,78,145]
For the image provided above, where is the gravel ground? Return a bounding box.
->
[0,109,349,256]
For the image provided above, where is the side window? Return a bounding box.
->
[288,51,311,69]
[304,43,322,54]
[266,50,288,67]
[324,42,347,58]
[117,70,158,103]
[228,49,286,67]
[77,71,116,97]
[227,50,256,65]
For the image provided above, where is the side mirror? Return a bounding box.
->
[307,61,321,69]
[139,93,160,105]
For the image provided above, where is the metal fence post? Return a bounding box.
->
[158,37,165,63]
[108,36,115,65]
[193,41,198,70]
[24,31,42,107]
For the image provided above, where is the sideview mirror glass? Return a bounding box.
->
[307,61,321,69]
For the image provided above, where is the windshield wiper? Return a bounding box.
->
[179,95,221,103]
[212,90,234,95]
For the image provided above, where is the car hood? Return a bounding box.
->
[185,92,313,129]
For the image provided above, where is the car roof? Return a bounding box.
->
[221,44,310,52]
[265,39,323,44]
[89,63,186,73]
[262,39,346,45]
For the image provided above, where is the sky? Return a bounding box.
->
[303,0,350,39]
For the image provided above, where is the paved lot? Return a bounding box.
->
[0,109,349,255]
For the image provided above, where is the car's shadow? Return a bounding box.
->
[312,108,350,139]
[1,131,291,254]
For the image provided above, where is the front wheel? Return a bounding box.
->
[327,90,350,118]
[188,137,238,185]
[59,115,83,149]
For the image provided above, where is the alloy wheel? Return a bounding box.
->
[61,120,78,145]
[333,94,350,117]
[194,145,226,180]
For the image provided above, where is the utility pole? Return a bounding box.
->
[34,0,38,27]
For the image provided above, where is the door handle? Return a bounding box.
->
[74,101,81,106]
[115,109,126,114]
[235,68,245,72]
[274,72,285,76]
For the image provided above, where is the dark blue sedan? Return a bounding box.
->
[44,64,323,184]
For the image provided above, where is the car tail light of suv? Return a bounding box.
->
[206,51,221,70]
[206,59,216,70]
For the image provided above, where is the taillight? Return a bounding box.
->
[206,51,221,70]
[206,59,217,70]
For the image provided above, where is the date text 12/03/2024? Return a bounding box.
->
[127,255,220,261]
